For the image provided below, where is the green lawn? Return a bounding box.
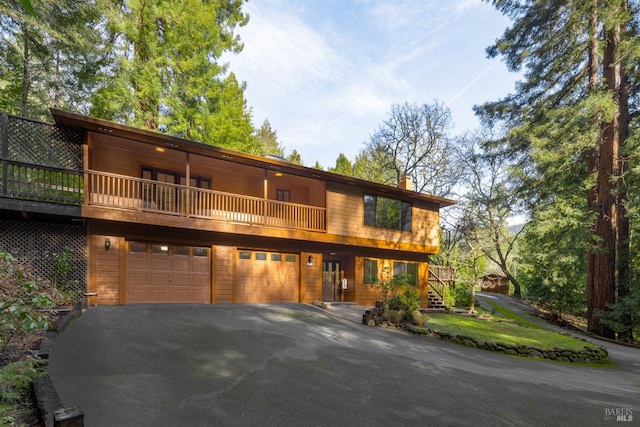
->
[481,299,546,330]
[418,313,595,351]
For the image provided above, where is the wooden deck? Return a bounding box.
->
[85,170,327,232]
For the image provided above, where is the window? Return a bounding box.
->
[129,242,147,253]
[363,259,378,284]
[151,244,169,255]
[173,246,189,256]
[239,251,251,260]
[142,166,211,189]
[256,253,267,261]
[271,254,282,261]
[393,262,419,285]
[277,189,290,202]
[286,255,297,262]
[194,248,209,257]
[364,194,412,232]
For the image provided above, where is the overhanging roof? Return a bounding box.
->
[50,109,457,208]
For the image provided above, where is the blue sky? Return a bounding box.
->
[224,0,518,168]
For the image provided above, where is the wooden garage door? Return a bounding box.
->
[236,251,299,303]
[127,242,211,303]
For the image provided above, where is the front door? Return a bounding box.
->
[322,260,341,302]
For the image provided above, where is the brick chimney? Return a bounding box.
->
[398,174,413,191]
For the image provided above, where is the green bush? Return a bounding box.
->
[371,274,420,323]
[0,252,66,353]
[444,286,456,308]
[454,285,472,308]
[372,273,420,315]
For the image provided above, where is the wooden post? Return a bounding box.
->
[53,407,84,427]
[1,113,8,197]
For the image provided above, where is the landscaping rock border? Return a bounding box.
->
[405,325,611,364]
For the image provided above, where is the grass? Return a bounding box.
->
[482,299,546,330]
[419,313,595,351]
[0,358,46,426]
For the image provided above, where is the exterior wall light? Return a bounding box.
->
[307,255,314,266]
[105,238,111,250]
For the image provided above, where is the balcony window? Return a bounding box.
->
[364,194,412,232]
[277,189,290,202]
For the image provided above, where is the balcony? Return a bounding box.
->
[1,113,326,233]
[86,170,326,232]
[1,160,84,205]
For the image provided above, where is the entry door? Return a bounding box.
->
[155,172,176,212]
[322,260,341,302]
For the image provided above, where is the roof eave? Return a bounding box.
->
[50,109,457,208]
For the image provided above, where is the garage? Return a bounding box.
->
[236,251,299,302]
[126,242,211,303]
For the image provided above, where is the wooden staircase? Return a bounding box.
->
[428,265,456,310]
[427,290,447,310]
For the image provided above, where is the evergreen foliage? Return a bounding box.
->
[478,0,639,340]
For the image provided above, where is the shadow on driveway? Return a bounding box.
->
[49,303,639,426]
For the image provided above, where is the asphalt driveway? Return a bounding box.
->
[49,304,639,426]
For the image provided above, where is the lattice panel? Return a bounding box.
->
[0,219,87,300]
[5,114,83,169]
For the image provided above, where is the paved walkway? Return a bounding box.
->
[322,303,371,324]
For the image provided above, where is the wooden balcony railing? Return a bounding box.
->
[86,170,327,232]
[1,160,84,205]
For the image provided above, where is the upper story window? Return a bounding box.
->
[277,189,290,202]
[142,166,210,189]
[364,194,412,232]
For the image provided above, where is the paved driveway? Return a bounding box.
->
[49,304,639,426]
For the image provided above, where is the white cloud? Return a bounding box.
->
[224,0,517,167]
[232,2,347,95]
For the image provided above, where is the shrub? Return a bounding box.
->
[410,309,428,326]
[372,273,420,314]
[0,252,66,353]
[444,286,456,308]
[454,285,472,308]
[386,310,403,324]
[47,247,79,303]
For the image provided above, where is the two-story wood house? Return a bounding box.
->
[0,110,455,307]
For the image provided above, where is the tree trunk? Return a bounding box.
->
[588,21,619,339]
[585,0,599,332]
[504,270,521,299]
[21,23,30,117]
[616,64,633,342]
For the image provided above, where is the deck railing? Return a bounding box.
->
[1,160,84,205]
[86,170,326,232]
[428,265,456,302]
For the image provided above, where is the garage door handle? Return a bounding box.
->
[169,276,172,285]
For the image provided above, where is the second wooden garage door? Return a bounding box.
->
[127,242,211,303]
[236,251,299,302]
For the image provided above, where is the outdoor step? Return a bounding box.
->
[322,302,358,307]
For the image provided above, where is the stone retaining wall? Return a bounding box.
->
[406,325,611,364]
